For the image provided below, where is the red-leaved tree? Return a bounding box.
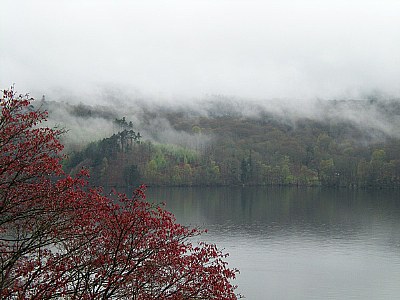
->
[0,87,239,299]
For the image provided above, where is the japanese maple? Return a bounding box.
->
[0,87,239,299]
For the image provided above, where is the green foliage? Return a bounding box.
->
[64,111,400,189]
[123,164,141,187]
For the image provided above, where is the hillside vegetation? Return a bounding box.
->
[58,98,400,188]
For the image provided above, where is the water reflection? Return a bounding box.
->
[146,187,400,299]
[147,187,400,243]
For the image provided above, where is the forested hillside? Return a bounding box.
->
[56,98,400,188]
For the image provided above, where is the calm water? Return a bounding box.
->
[146,187,400,300]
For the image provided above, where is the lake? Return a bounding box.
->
[146,187,400,300]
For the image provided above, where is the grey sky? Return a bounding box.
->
[1,0,400,102]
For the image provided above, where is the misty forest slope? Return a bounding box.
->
[45,97,400,189]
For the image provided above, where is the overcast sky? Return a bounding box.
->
[1,0,400,102]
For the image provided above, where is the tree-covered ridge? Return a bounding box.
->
[63,99,400,188]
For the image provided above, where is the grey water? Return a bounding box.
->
[146,187,400,300]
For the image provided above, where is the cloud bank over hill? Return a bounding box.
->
[2,0,400,103]
[39,92,400,153]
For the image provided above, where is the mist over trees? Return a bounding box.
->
[60,97,400,189]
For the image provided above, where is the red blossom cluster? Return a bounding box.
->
[0,87,239,299]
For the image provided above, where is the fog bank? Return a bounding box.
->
[2,0,400,101]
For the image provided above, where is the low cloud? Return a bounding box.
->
[2,0,400,102]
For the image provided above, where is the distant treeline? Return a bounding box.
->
[64,108,400,189]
